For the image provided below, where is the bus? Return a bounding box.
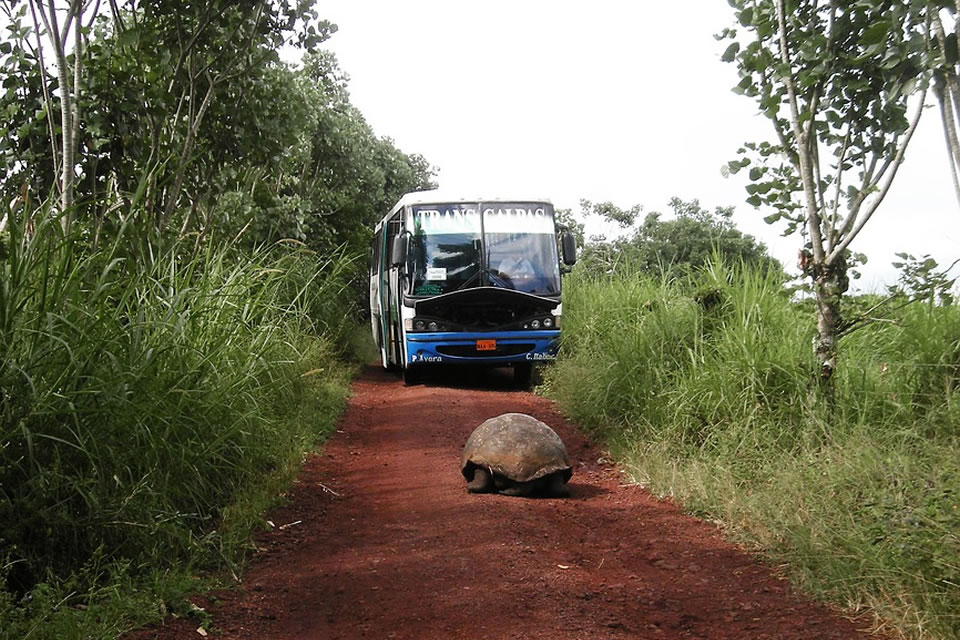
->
[369,191,577,386]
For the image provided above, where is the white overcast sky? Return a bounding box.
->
[317,1,957,289]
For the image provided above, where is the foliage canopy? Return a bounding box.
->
[575,197,783,279]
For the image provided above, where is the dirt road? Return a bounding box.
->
[132,365,886,639]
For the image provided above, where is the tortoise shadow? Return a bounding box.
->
[567,483,609,499]
[461,482,609,500]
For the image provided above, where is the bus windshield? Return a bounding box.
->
[408,203,561,296]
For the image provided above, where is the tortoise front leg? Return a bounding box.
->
[466,467,494,493]
[545,473,570,498]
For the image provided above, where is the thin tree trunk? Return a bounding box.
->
[49,1,75,228]
[67,4,82,232]
[160,73,216,230]
[28,0,61,192]
[774,0,826,263]
[932,16,960,208]
[812,256,848,386]
[936,84,960,207]
[36,0,81,231]
[776,0,836,385]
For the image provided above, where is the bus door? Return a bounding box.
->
[370,225,385,362]
[383,213,403,367]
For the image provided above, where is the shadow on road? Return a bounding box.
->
[400,363,535,391]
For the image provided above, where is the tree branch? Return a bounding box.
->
[936,80,960,207]
[828,86,927,262]
[827,127,852,249]
[28,0,61,187]
[775,0,825,260]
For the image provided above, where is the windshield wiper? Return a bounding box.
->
[485,268,511,288]
[456,267,512,291]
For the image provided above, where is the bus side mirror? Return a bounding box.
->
[390,234,408,267]
[561,232,577,266]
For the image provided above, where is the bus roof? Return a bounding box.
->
[383,190,554,221]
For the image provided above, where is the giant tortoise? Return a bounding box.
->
[461,413,572,497]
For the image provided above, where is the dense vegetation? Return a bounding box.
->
[0,1,431,637]
[544,262,960,639]
[0,218,363,638]
[572,198,783,279]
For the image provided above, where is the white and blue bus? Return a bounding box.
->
[370,191,577,385]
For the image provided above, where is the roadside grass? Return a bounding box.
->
[0,215,361,639]
[543,260,960,640]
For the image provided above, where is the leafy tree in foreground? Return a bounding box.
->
[0,0,333,232]
[0,0,433,257]
[722,0,928,385]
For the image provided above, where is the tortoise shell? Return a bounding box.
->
[461,413,572,484]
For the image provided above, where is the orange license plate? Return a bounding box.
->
[476,339,497,352]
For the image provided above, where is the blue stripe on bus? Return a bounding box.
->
[404,331,560,365]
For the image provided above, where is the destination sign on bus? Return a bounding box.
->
[415,207,547,216]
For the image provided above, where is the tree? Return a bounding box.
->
[0,0,335,234]
[925,3,960,209]
[722,0,929,385]
[626,198,781,277]
[0,0,434,257]
[0,0,92,232]
[573,198,781,278]
[0,3,59,221]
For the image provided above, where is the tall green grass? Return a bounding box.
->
[544,259,960,639]
[0,213,360,638]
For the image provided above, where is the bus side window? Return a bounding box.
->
[387,216,402,265]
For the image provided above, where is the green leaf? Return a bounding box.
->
[860,21,890,47]
[721,42,740,63]
[749,167,764,181]
[738,7,754,27]
[754,182,773,194]
[118,28,138,48]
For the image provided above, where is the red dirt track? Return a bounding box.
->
[131,365,887,639]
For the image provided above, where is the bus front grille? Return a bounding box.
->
[436,343,535,358]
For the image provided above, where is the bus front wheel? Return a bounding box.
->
[514,362,533,388]
[403,365,422,386]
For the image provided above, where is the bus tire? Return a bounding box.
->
[514,362,533,389]
[389,323,403,372]
[403,365,422,386]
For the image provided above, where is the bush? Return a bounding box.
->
[0,215,358,637]
[544,259,960,640]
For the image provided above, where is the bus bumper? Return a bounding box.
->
[405,330,560,366]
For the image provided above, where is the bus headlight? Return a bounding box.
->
[531,319,540,329]
[414,320,426,331]
[428,321,439,331]
[542,317,552,328]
